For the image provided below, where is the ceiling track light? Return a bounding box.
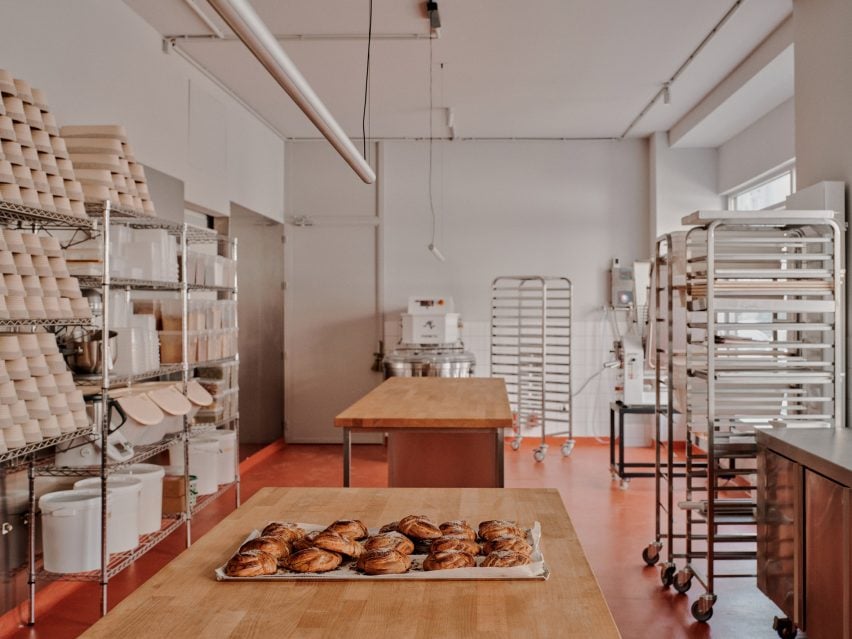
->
[205,0,376,183]
[662,82,671,105]
[426,1,442,37]
[428,243,446,262]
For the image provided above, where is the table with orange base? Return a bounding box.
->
[334,377,513,488]
[78,487,620,639]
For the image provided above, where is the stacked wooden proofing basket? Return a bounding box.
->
[0,70,87,218]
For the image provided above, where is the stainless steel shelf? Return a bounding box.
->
[77,276,181,291]
[0,317,93,328]
[191,481,237,516]
[85,201,225,245]
[194,355,238,368]
[0,199,94,229]
[191,413,238,435]
[35,434,183,477]
[35,514,184,583]
[188,284,236,293]
[0,428,94,465]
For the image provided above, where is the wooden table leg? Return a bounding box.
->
[342,427,351,487]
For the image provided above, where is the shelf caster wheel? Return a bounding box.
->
[533,448,546,462]
[641,544,660,566]
[561,440,575,457]
[619,478,630,490]
[773,617,798,639]
[660,563,675,588]
[673,569,692,594]
[510,439,521,451]
[691,595,715,622]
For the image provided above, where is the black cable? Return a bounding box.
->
[362,0,373,163]
[428,33,436,246]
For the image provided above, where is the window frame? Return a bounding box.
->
[726,164,797,211]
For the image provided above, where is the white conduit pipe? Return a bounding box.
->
[205,0,377,184]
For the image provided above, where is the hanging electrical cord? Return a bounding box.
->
[361,0,373,164]
[425,32,445,261]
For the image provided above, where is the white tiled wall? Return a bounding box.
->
[384,311,631,439]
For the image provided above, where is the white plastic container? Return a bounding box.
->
[204,429,237,484]
[39,489,102,573]
[113,464,165,535]
[73,476,143,553]
[169,438,219,495]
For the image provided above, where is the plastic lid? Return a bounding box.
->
[73,476,143,496]
[38,489,102,513]
[116,394,164,426]
[147,386,192,416]
[186,380,213,407]
[114,463,166,479]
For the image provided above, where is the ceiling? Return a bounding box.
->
[124,0,792,141]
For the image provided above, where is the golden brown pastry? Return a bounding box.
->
[430,536,481,556]
[378,521,400,534]
[363,531,415,555]
[481,550,532,568]
[398,514,442,540]
[482,535,532,556]
[239,535,290,559]
[312,530,364,557]
[477,520,524,541]
[261,522,306,544]
[285,548,343,573]
[292,530,320,551]
[423,550,476,571]
[356,549,412,575]
[225,550,278,577]
[324,519,368,540]
[439,520,477,541]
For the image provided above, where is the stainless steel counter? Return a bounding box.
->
[756,427,852,487]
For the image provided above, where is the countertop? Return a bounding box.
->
[79,487,619,639]
[334,377,513,429]
[756,427,852,487]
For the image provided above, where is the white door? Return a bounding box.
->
[284,142,382,443]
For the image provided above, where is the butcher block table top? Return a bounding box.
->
[80,487,620,639]
[334,377,514,429]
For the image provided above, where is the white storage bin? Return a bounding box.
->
[168,438,219,495]
[73,476,142,553]
[114,394,165,445]
[113,463,165,534]
[203,429,237,484]
[39,489,102,573]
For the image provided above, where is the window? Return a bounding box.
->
[728,168,795,211]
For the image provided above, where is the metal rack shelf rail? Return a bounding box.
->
[490,276,574,461]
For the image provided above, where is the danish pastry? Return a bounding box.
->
[430,535,481,556]
[378,521,400,534]
[398,514,442,540]
[439,520,477,541]
[324,519,368,540]
[423,550,476,571]
[477,520,524,541]
[356,549,412,575]
[239,535,290,559]
[481,550,532,568]
[285,547,342,573]
[482,535,532,556]
[312,530,364,557]
[261,522,306,544]
[292,530,320,551]
[363,531,415,555]
[225,550,278,577]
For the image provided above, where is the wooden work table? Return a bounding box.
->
[80,487,620,639]
[334,378,514,487]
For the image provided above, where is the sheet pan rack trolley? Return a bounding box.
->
[490,276,573,461]
[642,210,844,626]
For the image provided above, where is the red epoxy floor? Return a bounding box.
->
[3,439,782,639]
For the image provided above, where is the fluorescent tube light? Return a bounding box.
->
[206,0,377,184]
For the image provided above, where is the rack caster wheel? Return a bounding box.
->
[641,544,660,566]
[673,569,692,594]
[561,440,575,457]
[533,448,546,462]
[510,439,521,451]
[773,617,798,639]
[660,563,675,588]
[691,596,715,622]
[619,478,630,490]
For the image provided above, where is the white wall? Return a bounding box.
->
[717,97,795,194]
[0,0,284,220]
[649,132,721,241]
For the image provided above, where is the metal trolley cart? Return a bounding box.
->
[642,211,844,627]
[490,276,573,461]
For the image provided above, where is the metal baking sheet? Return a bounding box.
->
[215,521,549,581]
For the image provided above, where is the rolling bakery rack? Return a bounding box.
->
[22,200,241,621]
[642,210,844,626]
[490,276,574,461]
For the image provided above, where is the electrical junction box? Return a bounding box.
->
[610,258,635,308]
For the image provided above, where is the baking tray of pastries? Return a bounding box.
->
[215,515,549,581]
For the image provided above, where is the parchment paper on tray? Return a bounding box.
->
[215,521,549,581]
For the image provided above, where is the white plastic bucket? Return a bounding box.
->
[73,476,143,553]
[204,430,237,484]
[39,489,102,573]
[168,439,219,495]
[113,464,165,534]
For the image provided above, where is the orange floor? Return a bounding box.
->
[2,438,783,639]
